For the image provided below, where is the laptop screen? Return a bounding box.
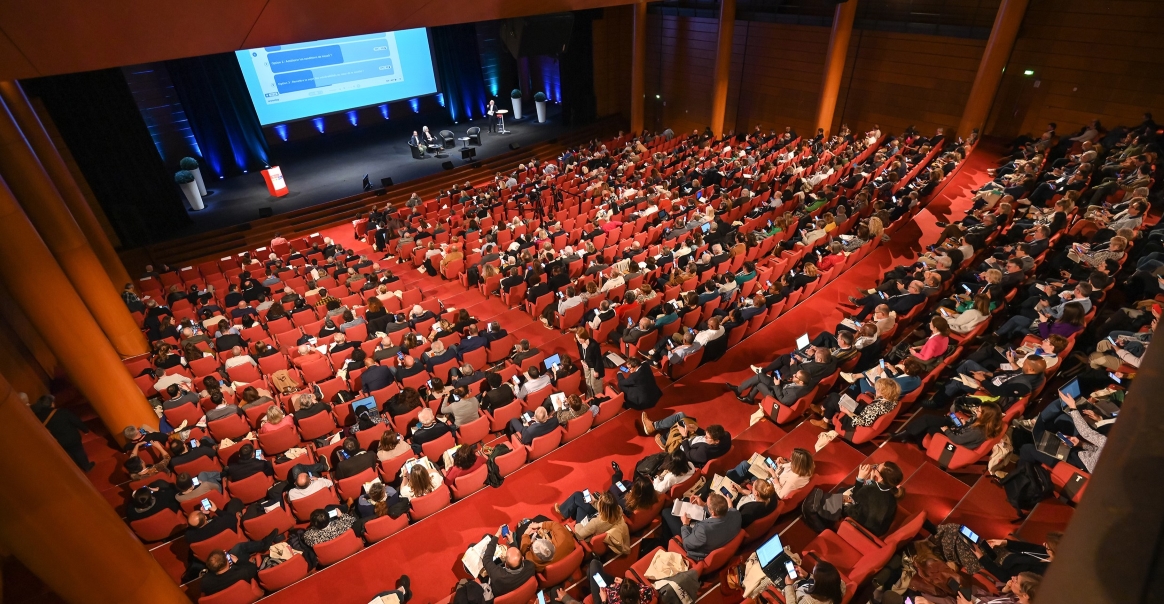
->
[795,333,810,350]
[701,223,711,233]
[351,396,376,414]
[756,533,784,567]
[1060,378,1081,400]
[543,354,561,370]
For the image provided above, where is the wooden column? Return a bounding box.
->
[709,0,736,137]
[814,0,859,136]
[0,375,187,604]
[0,92,147,357]
[630,0,648,134]
[0,81,132,289]
[957,0,1030,138]
[0,174,156,441]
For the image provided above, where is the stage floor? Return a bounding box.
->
[172,107,571,237]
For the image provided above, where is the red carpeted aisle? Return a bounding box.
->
[254,144,1000,604]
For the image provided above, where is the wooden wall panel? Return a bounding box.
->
[644,15,720,135]
[834,30,985,138]
[986,0,1164,138]
[592,5,634,122]
[730,22,830,136]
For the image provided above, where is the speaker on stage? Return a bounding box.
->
[509,143,521,150]
[258,207,273,218]
[442,161,455,170]
[381,177,394,188]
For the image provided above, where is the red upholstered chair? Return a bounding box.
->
[487,400,522,433]
[450,463,489,500]
[207,414,251,441]
[514,427,563,462]
[198,579,264,604]
[173,453,222,477]
[296,410,338,442]
[626,497,667,533]
[129,509,184,542]
[763,385,818,425]
[242,504,296,541]
[336,468,378,501]
[256,425,301,456]
[420,432,457,462]
[179,488,231,515]
[164,402,206,428]
[257,554,310,591]
[494,446,528,477]
[362,513,410,544]
[190,528,245,562]
[493,577,538,604]
[537,540,585,587]
[667,531,743,576]
[560,411,595,444]
[408,485,452,521]
[313,529,364,566]
[226,472,274,504]
[289,485,341,521]
[455,414,490,446]
[593,392,624,426]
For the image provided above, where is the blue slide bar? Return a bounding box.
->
[268,39,391,74]
[274,57,396,94]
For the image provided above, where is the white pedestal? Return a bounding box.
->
[511,98,523,121]
[535,101,547,123]
[180,181,204,211]
[191,167,207,196]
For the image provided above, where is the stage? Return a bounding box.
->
[169,105,571,238]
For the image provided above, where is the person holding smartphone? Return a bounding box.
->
[302,506,361,547]
[481,530,535,596]
[781,560,844,604]
[587,557,653,604]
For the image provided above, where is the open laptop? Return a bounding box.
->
[1034,431,1071,461]
[351,395,377,415]
[795,333,810,351]
[543,354,561,371]
[755,533,795,582]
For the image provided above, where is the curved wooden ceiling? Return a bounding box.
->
[0,0,638,81]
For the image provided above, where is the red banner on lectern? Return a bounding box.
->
[262,166,289,197]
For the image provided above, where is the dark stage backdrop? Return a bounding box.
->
[560,10,598,125]
[22,69,191,247]
[431,24,489,124]
[165,53,270,179]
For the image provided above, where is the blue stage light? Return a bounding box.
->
[409,98,420,113]
[312,117,325,133]
[379,104,389,119]
[347,110,358,126]
[273,124,289,141]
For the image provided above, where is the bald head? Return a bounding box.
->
[505,546,523,569]
[187,511,207,528]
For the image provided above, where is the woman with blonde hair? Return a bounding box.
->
[817,377,900,431]
[259,406,294,433]
[866,216,885,240]
[571,491,632,555]
[942,293,992,334]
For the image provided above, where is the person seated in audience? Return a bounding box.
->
[780,560,844,604]
[408,409,454,454]
[1017,389,1106,474]
[185,496,247,548]
[204,392,243,423]
[124,439,171,483]
[200,549,261,596]
[386,387,424,419]
[586,559,653,604]
[376,431,411,462]
[332,436,377,479]
[213,320,246,352]
[444,445,486,483]
[457,324,488,356]
[656,492,742,561]
[161,383,200,411]
[563,490,631,554]
[812,377,900,431]
[287,469,333,501]
[508,406,561,446]
[174,471,223,506]
[126,480,181,524]
[843,356,926,396]
[747,343,837,388]
[850,280,927,320]
[894,399,1004,450]
[480,372,516,411]
[914,571,1041,604]
[292,344,325,369]
[643,412,731,467]
[422,339,458,374]
[291,392,330,423]
[973,533,1060,582]
[617,357,663,410]
[653,330,702,366]
[400,461,444,499]
[393,355,427,384]
[450,362,487,388]
[518,519,574,572]
[927,356,1047,410]
[510,339,540,365]
[356,481,403,519]
[303,507,362,546]
[801,462,903,537]
[721,447,815,502]
[166,436,217,471]
[222,444,274,483]
[481,531,536,596]
[439,385,480,427]
[939,293,993,334]
[515,365,552,399]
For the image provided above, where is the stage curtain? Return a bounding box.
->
[431,24,489,125]
[164,53,270,179]
[21,69,191,247]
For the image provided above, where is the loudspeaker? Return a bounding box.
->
[442,161,455,170]
[380,177,394,188]
[509,143,521,150]
[258,208,273,218]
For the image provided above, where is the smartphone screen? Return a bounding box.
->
[962,284,972,293]
[190,439,199,448]
[583,489,592,503]
[879,359,886,370]
[774,370,781,381]
[784,560,797,579]
[1109,372,1121,383]
[537,592,547,604]
[397,351,405,360]
[191,477,201,487]
[427,380,433,389]
[719,487,732,497]
[327,509,339,518]
[255,450,264,460]
[139,428,149,436]
[500,524,510,538]
[619,365,630,373]
[948,413,963,427]
[200,498,211,511]
[616,482,627,492]
[593,574,607,589]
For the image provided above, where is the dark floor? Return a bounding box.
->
[173,106,571,237]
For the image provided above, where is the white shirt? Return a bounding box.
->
[288,477,333,500]
[224,355,257,369]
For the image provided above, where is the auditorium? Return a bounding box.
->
[0,1,1161,603]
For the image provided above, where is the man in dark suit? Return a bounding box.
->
[409,409,454,454]
[731,368,812,406]
[332,437,377,479]
[674,493,742,560]
[482,321,510,343]
[617,358,662,410]
[360,358,394,394]
[853,280,927,320]
[457,325,489,357]
[927,356,1047,409]
[422,340,458,374]
[222,444,274,482]
[507,407,560,445]
[576,329,604,394]
[481,532,536,596]
[394,356,427,384]
[481,373,516,412]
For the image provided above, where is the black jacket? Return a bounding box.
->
[616,365,662,410]
[482,535,535,595]
[844,480,898,537]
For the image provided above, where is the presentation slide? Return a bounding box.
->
[235,28,437,125]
